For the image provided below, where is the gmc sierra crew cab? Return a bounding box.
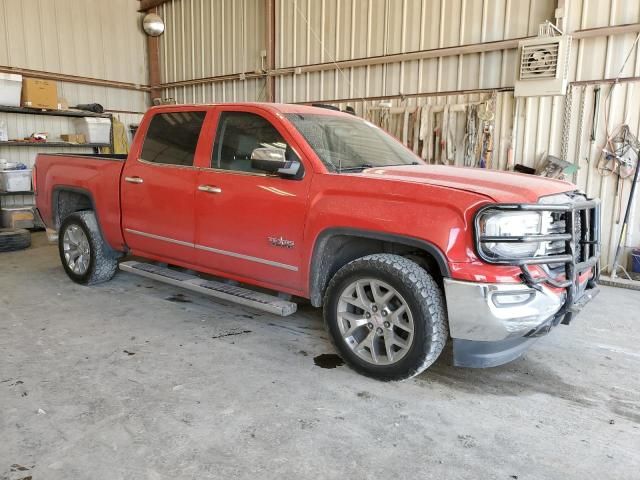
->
[34,103,601,380]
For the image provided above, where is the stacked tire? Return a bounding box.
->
[0,228,31,252]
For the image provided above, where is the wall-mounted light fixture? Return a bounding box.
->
[142,13,165,37]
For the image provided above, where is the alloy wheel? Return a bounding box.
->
[63,224,91,275]
[336,278,415,366]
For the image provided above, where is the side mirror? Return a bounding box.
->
[251,147,302,177]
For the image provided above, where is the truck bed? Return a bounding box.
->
[35,152,127,250]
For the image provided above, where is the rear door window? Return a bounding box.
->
[140,111,206,166]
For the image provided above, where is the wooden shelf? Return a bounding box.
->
[0,105,111,118]
[0,142,109,148]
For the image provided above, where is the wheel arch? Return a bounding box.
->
[308,228,450,307]
[52,186,95,229]
[52,186,122,256]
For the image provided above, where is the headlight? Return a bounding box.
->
[478,210,546,259]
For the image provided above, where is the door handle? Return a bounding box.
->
[124,176,144,184]
[198,185,222,194]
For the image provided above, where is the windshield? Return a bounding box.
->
[284,113,422,172]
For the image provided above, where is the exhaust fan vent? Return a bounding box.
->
[520,43,559,79]
[515,35,571,97]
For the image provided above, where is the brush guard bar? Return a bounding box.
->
[475,198,601,324]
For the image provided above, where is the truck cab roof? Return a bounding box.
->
[147,102,350,117]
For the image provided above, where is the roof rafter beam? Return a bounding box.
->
[138,0,171,12]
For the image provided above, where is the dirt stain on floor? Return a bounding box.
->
[165,293,192,303]
[313,353,345,369]
[211,330,252,339]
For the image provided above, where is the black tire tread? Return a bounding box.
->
[323,253,448,381]
[0,228,31,252]
[59,211,118,285]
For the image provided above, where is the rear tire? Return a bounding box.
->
[58,211,118,285]
[323,254,447,381]
[0,228,31,252]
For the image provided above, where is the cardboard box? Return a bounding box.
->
[21,78,58,109]
[60,133,86,143]
[1,207,35,229]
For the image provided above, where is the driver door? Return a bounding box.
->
[194,107,312,292]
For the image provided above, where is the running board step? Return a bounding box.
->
[119,261,297,316]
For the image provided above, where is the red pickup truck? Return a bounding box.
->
[34,103,600,380]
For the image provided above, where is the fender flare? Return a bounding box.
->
[52,185,96,226]
[308,227,450,306]
[51,185,122,255]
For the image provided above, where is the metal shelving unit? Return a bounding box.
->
[0,105,114,153]
[1,141,109,148]
[0,105,111,118]
[0,191,32,196]
[0,106,114,212]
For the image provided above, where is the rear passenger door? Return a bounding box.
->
[121,109,208,264]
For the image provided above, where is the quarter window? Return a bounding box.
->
[140,111,206,166]
[212,112,295,174]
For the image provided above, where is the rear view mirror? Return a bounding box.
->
[251,147,301,177]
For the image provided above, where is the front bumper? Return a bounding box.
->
[444,279,565,341]
[444,277,599,368]
[449,193,601,367]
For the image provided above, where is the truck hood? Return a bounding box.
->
[359,164,575,203]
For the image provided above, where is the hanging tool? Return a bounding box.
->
[441,105,450,164]
[477,94,496,168]
[589,86,600,144]
[598,125,639,178]
[463,104,478,167]
[479,124,493,169]
[445,107,457,164]
[609,127,640,280]
[572,85,586,182]
[419,105,433,162]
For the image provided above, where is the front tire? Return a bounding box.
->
[323,254,447,381]
[58,211,118,285]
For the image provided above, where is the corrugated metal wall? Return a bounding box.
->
[275,0,552,101]
[0,0,147,104]
[159,0,268,103]
[156,0,640,270]
[0,0,148,207]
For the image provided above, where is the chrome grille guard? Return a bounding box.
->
[475,198,601,322]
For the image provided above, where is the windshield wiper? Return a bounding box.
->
[385,162,420,166]
[338,161,420,172]
[337,163,374,172]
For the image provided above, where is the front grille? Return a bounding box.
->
[545,208,583,271]
[545,213,569,258]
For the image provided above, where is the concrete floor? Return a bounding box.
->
[1,233,639,480]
